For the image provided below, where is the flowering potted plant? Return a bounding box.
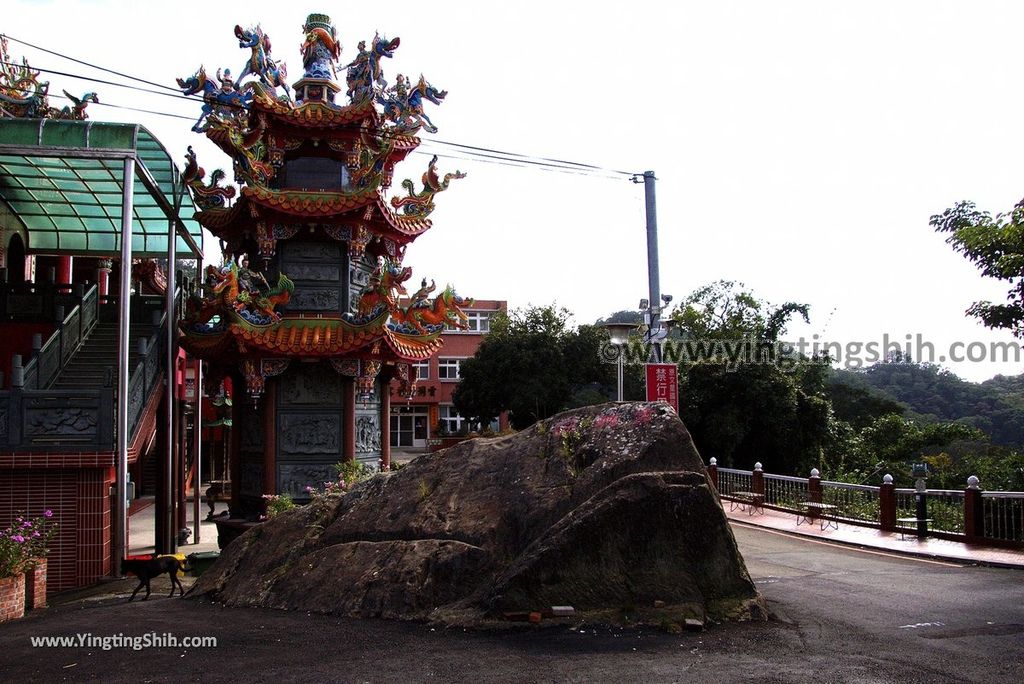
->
[0,510,56,619]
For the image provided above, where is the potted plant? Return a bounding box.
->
[22,511,56,611]
[0,525,27,623]
[0,510,56,620]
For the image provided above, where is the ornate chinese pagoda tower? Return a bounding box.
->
[177,14,468,514]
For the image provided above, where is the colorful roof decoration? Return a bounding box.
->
[0,36,98,120]
[176,15,469,399]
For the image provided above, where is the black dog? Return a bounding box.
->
[121,556,186,601]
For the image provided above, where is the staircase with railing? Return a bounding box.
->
[0,283,172,452]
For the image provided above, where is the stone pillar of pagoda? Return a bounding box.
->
[380,383,391,470]
[343,378,356,462]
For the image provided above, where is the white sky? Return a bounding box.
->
[5,0,1024,381]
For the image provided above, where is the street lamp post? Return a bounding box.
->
[602,322,638,402]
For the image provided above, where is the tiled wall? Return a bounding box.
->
[0,467,111,593]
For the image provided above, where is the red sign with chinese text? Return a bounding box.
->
[645,363,678,413]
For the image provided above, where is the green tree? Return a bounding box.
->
[826,414,987,486]
[454,305,619,429]
[931,200,1024,336]
[826,371,907,430]
[668,281,827,474]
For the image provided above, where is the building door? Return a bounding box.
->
[391,406,428,448]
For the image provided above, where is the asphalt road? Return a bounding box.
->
[0,524,1021,683]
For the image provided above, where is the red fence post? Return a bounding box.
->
[880,474,896,531]
[752,462,765,497]
[808,468,822,504]
[964,476,983,544]
[707,457,718,491]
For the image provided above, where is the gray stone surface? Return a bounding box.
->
[191,402,764,626]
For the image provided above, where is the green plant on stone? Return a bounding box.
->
[333,460,374,485]
[262,493,296,519]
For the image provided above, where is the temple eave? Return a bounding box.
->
[179,314,444,362]
[194,193,433,240]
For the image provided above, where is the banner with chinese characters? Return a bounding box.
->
[645,363,678,413]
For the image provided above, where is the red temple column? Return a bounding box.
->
[343,378,356,462]
[57,255,73,288]
[380,383,391,470]
[96,259,112,298]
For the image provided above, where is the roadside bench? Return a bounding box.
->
[896,517,934,540]
[728,491,764,515]
[796,502,839,530]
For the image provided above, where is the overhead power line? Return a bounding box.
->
[1,37,638,179]
[2,33,180,93]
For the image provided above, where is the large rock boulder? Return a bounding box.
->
[191,402,764,626]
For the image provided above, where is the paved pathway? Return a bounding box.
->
[128,496,223,557]
[723,501,1024,569]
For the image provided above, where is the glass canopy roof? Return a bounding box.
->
[0,119,203,257]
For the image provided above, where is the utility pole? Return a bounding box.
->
[635,170,663,361]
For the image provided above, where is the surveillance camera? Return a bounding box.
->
[661,294,673,304]
[639,298,649,310]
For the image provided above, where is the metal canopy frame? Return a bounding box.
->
[0,119,204,569]
[0,120,202,257]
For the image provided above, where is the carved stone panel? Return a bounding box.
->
[287,287,341,312]
[281,241,341,261]
[279,240,349,315]
[279,364,342,406]
[355,453,381,470]
[350,267,370,288]
[278,463,334,499]
[285,263,341,282]
[278,413,341,456]
[23,396,100,443]
[347,253,378,315]
[354,409,381,456]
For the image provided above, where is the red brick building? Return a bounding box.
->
[389,299,507,450]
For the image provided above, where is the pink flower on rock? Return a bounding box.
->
[12,535,25,543]
[633,406,655,425]
[552,419,579,437]
[594,414,621,430]
[43,510,53,518]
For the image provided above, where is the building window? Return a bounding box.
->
[467,311,492,333]
[413,360,430,380]
[438,358,463,381]
[439,405,466,434]
[446,311,493,333]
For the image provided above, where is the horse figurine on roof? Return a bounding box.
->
[177,66,253,132]
[235,24,290,100]
[378,74,446,134]
[345,33,400,103]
